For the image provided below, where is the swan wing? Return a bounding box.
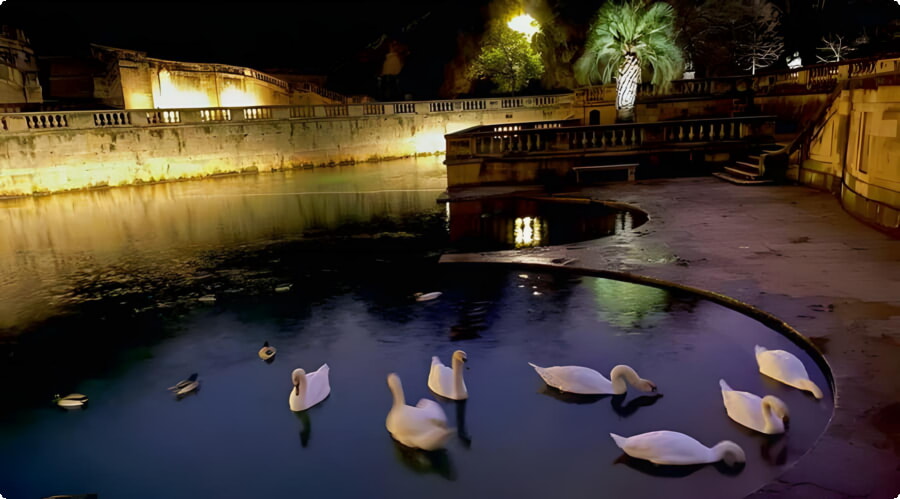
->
[614,431,714,465]
[387,405,453,450]
[720,382,767,433]
[414,398,448,426]
[427,357,449,396]
[529,363,611,394]
[304,364,332,408]
[757,349,820,395]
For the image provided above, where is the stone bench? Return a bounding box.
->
[573,163,638,183]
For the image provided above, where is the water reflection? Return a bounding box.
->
[610,393,664,417]
[455,400,472,447]
[0,157,447,331]
[295,410,312,448]
[391,440,457,480]
[447,195,646,251]
[591,279,670,329]
[615,454,746,477]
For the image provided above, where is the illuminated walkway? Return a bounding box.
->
[443,177,900,498]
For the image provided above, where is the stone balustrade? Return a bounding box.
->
[446,116,777,161]
[0,93,574,133]
[577,55,900,105]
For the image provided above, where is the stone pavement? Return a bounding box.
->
[442,178,900,498]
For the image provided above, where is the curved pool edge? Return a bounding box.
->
[438,256,837,498]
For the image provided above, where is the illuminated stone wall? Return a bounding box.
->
[0,103,573,196]
[91,45,292,110]
[798,84,900,231]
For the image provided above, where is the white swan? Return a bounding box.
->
[720,379,789,434]
[385,373,453,451]
[610,431,746,466]
[290,365,331,412]
[528,362,657,395]
[258,341,277,361]
[755,345,823,399]
[168,373,199,397]
[428,350,468,400]
[54,393,88,409]
[414,292,442,302]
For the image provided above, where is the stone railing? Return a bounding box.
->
[0,94,574,133]
[445,116,776,161]
[577,55,900,104]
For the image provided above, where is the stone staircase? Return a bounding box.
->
[713,140,790,185]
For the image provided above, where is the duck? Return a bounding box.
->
[385,373,454,451]
[528,362,657,395]
[290,365,331,411]
[258,341,277,361]
[54,393,88,409]
[168,373,199,397]
[414,291,442,302]
[720,379,789,434]
[755,345,823,399]
[428,350,468,400]
[610,431,746,467]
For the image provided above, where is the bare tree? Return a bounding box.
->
[736,0,784,75]
[816,34,856,63]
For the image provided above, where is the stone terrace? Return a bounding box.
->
[443,178,900,498]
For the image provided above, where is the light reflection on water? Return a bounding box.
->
[0,157,447,330]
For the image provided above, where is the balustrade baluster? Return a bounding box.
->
[631,128,637,145]
[730,122,736,139]
[677,126,684,141]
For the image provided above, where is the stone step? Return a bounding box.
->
[735,160,761,170]
[724,166,763,180]
[712,171,774,185]
[748,154,761,161]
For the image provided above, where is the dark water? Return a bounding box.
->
[447,196,647,251]
[0,158,832,499]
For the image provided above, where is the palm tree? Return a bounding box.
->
[574,0,684,122]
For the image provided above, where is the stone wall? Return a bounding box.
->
[0,99,573,196]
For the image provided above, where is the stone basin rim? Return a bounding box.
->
[439,259,836,498]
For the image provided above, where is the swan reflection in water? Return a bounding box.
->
[614,454,745,477]
[761,434,788,466]
[391,440,457,480]
[539,385,663,416]
[429,394,473,448]
[294,410,312,448]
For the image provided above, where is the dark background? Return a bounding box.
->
[1,0,897,98]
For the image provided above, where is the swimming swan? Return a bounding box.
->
[528,363,657,395]
[168,373,199,397]
[755,345,823,399]
[258,341,277,361]
[720,379,789,434]
[414,292,442,302]
[386,373,453,451]
[54,393,88,409]
[290,365,331,412]
[610,431,746,466]
[428,350,468,400]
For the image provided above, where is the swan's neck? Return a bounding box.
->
[761,397,784,433]
[389,379,406,408]
[711,441,745,466]
[451,356,465,395]
[295,374,307,399]
[609,365,640,394]
[794,379,823,399]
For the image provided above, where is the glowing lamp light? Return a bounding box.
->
[513,216,544,248]
[507,14,540,39]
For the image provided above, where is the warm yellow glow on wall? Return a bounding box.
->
[508,14,540,39]
[155,70,213,108]
[412,132,447,154]
[219,86,256,107]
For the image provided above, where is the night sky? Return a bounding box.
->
[1,0,897,98]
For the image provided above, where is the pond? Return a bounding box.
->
[0,157,832,499]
